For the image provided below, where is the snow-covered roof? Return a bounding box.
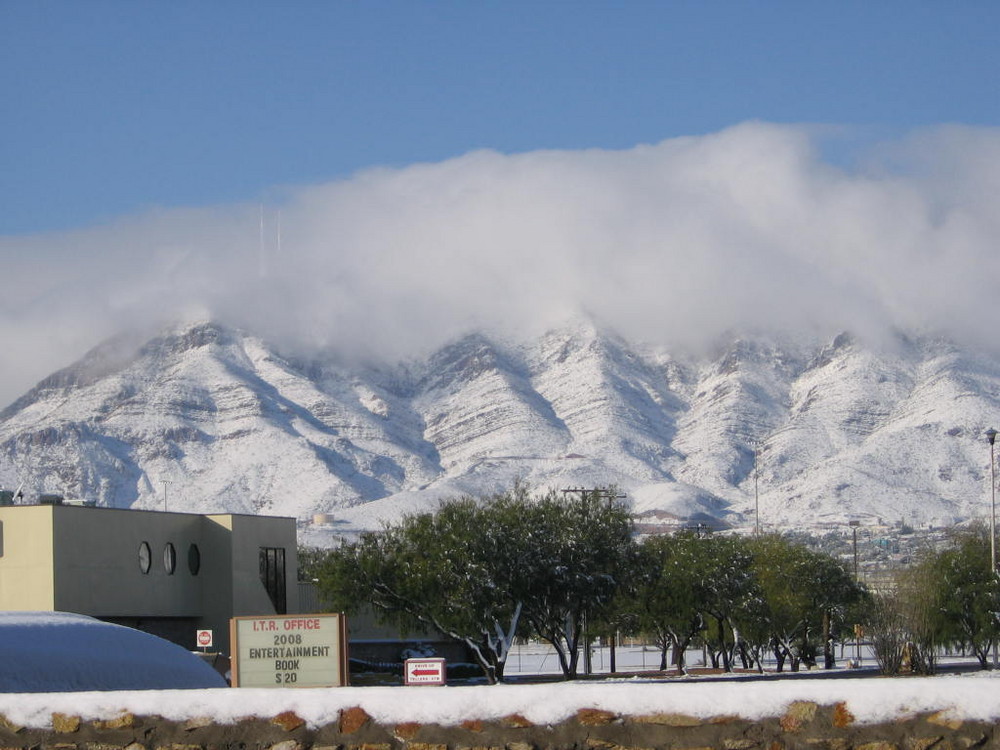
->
[0,612,227,693]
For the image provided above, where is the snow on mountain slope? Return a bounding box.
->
[755,333,918,524]
[414,332,569,474]
[3,319,1000,536]
[672,335,806,502]
[0,324,439,518]
[528,324,682,481]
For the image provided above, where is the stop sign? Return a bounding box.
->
[196,629,213,648]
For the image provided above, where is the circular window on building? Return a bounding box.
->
[163,542,176,575]
[188,543,201,575]
[138,542,151,574]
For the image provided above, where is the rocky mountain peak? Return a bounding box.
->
[2,320,999,536]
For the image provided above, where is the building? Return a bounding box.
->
[0,504,298,654]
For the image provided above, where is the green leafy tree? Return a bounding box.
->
[624,532,705,673]
[316,484,636,683]
[747,534,804,671]
[514,489,636,679]
[297,545,331,582]
[317,493,526,683]
[689,535,757,672]
[902,524,1000,670]
[749,535,862,671]
[808,549,863,669]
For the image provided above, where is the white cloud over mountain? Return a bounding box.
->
[2,122,999,409]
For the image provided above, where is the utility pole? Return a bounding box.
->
[753,441,761,536]
[849,520,860,581]
[988,429,997,576]
[162,480,170,512]
[848,520,861,668]
[987,429,998,668]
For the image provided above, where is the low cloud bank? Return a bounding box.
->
[2,122,999,408]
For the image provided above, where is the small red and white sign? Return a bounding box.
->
[196,629,213,649]
[404,657,446,685]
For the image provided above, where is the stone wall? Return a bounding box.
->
[0,701,994,750]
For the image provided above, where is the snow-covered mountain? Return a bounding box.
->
[2,320,999,536]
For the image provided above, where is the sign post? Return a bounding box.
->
[230,613,349,688]
[404,657,446,686]
[196,629,213,651]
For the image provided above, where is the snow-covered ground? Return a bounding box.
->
[2,674,1000,730]
[502,641,892,675]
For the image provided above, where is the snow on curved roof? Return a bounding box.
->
[0,612,227,692]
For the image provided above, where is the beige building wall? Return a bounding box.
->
[0,506,56,610]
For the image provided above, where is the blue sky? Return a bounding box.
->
[3,1,998,236]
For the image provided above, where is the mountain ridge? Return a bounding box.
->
[2,319,998,537]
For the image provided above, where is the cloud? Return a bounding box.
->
[2,121,1000,408]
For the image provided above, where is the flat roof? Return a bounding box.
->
[0,504,296,521]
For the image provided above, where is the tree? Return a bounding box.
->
[297,545,331,582]
[317,493,526,683]
[807,548,864,669]
[902,524,1000,670]
[513,489,636,679]
[865,590,909,675]
[688,535,757,672]
[316,484,637,683]
[862,525,1000,676]
[624,532,705,673]
[747,535,806,671]
[749,535,862,672]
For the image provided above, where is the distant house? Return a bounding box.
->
[0,504,298,654]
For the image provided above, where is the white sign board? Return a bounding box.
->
[404,657,446,685]
[196,629,213,649]
[231,614,348,688]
